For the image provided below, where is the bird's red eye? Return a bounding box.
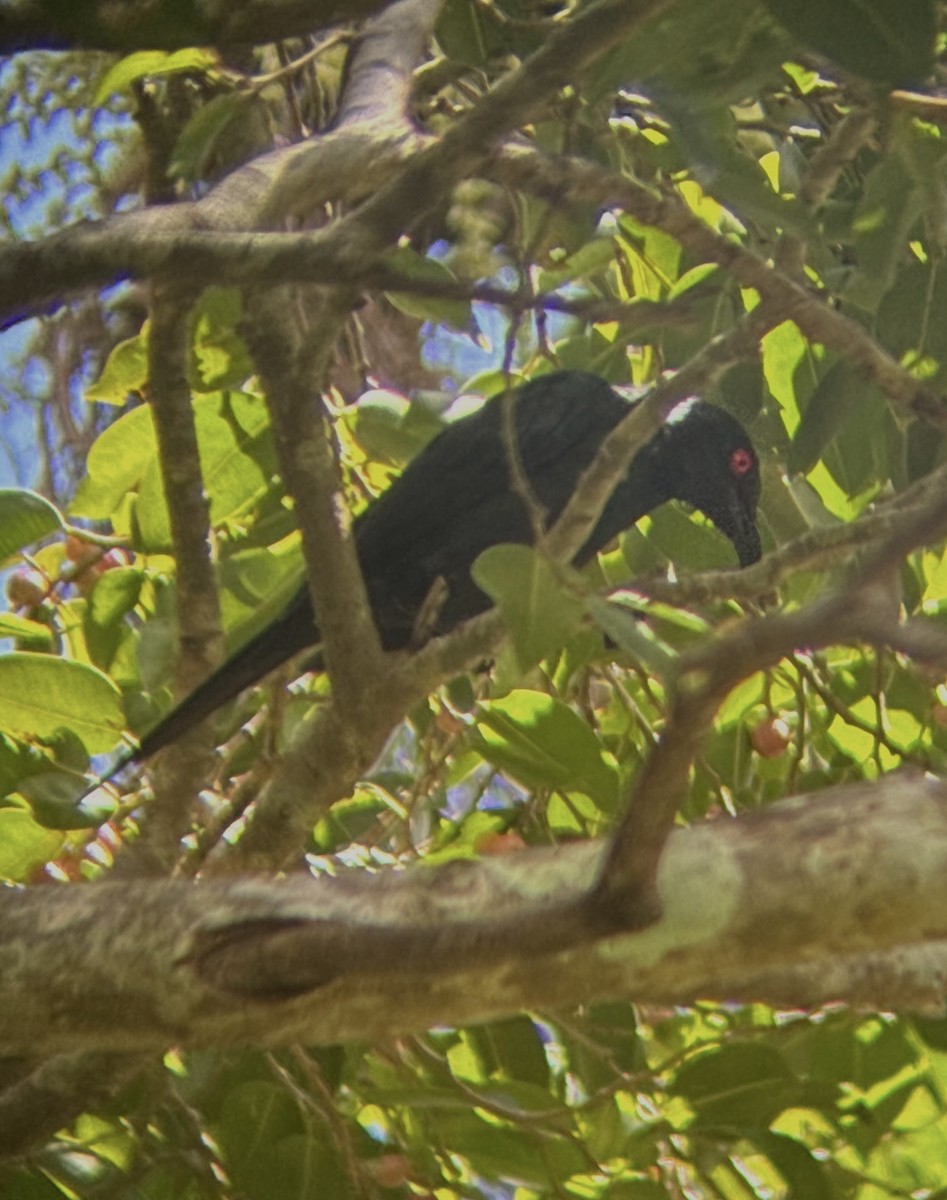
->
[730,447,754,477]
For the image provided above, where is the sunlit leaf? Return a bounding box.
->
[0,489,63,563]
[0,807,64,882]
[70,404,155,521]
[0,654,124,754]
[85,331,148,406]
[476,689,620,804]
[95,48,218,103]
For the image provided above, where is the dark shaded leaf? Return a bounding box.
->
[671,1042,799,1128]
[789,360,867,474]
[761,0,934,83]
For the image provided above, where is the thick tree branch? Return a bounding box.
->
[0,776,946,1073]
[0,0,671,329]
[335,0,443,128]
[244,287,384,707]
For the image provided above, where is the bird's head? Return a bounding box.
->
[654,398,762,567]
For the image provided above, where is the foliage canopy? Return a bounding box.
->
[2,0,947,1195]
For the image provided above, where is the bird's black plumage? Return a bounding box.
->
[120,371,761,771]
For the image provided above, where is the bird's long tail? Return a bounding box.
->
[95,594,319,790]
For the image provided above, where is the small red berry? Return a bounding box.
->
[750,716,791,758]
[372,1155,411,1188]
[478,831,527,856]
[65,534,99,567]
[6,568,48,609]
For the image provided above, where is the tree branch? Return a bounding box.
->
[0,0,673,328]
[244,287,384,707]
[120,283,223,875]
[335,0,444,128]
[0,776,946,1073]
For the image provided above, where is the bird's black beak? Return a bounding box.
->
[724,495,762,567]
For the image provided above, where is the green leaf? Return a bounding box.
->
[137,391,275,552]
[717,672,765,728]
[846,144,925,310]
[671,1042,799,1128]
[85,331,148,406]
[433,1113,587,1187]
[878,259,947,364]
[750,1130,834,1200]
[0,614,53,650]
[0,489,63,564]
[343,390,444,467]
[191,287,252,390]
[213,1082,351,1200]
[312,788,395,853]
[536,237,617,291]
[585,596,677,678]
[0,732,56,798]
[667,263,720,300]
[592,0,791,103]
[0,654,124,755]
[70,404,155,521]
[472,544,586,673]
[18,771,117,830]
[84,568,145,671]
[435,0,495,66]
[87,568,143,629]
[789,360,868,475]
[95,48,218,103]
[479,1016,551,1088]
[623,501,747,573]
[760,0,934,83]
[170,92,255,184]
[0,808,64,882]
[762,319,816,438]
[476,689,620,804]
[217,542,305,654]
[385,247,472,332]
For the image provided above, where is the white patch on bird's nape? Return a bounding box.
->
[612,383,647,404]
[665,397,700,426]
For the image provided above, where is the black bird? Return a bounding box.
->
[108,371,761,776]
